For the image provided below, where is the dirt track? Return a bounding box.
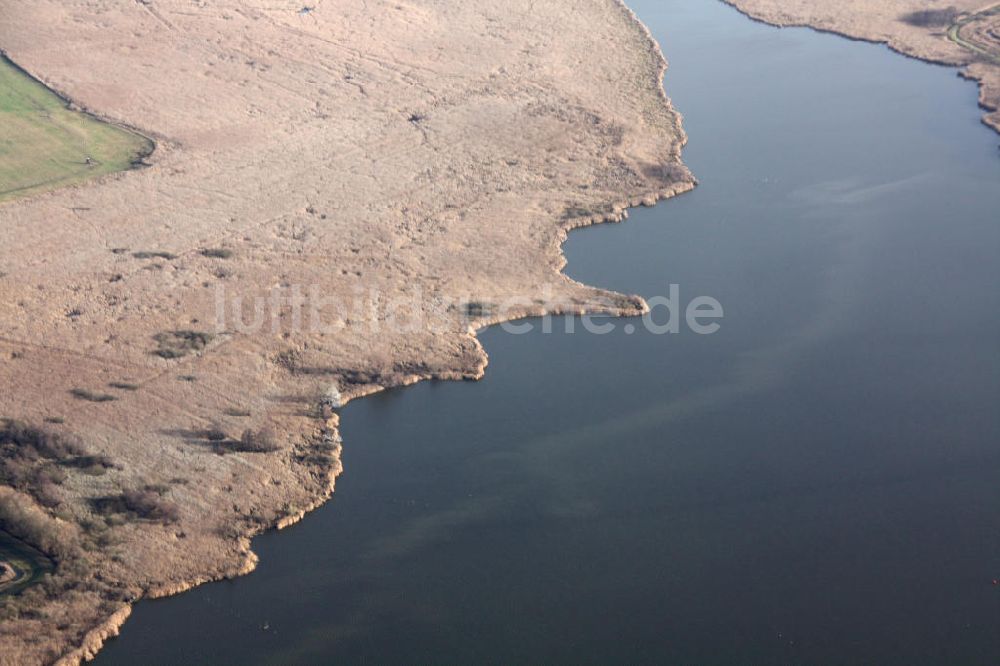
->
[0,1,692,662]
[948,3,1000,64]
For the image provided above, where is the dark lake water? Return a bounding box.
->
[98,0,1000,663]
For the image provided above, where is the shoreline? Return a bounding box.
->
[720,0,1000,135]
[0,1,695,662]
[88,0,1000,659]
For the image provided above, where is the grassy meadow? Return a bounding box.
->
[0,55,152,202]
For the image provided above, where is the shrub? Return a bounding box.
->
[200,248,233,259]
[901,8,959,27]
[0,421,107,509]
[62,454,115,472]
[274,349,301,371]
[238,428,281,453]
[34,465,66,486]
[153,330,214,359]
[204,429,227,442]
[108,382,140,391]
[69,388,117,403]
[0,420,85,459]
[91,487,180,525]
[132,250,177,260]
[33,481,62,509]
[562,205,596,220]
[0,493,70,557]
[464,301,492,318]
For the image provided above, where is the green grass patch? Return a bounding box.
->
[0,55,153,202]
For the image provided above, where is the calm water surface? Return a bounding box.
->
[99,0,1000,663]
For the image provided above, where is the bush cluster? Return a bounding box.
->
[901,8,960,27]
[237,428,281,453]
[91,485,180,524]
[0,420,110,508]
[153,330,214,359]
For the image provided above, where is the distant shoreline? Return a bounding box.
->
[722,0,1000,135]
